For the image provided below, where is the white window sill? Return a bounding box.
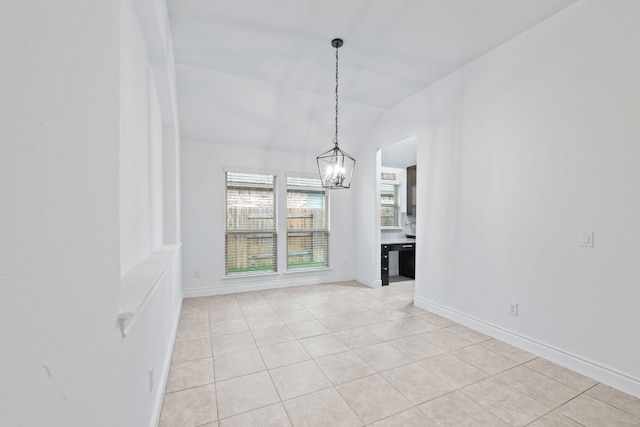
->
[221,267,334,281]
[284,267,333,274]
[222,271,280,280]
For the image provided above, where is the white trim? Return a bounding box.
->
[283,267,333,274]
[222,272,280,280]
[223,165,280,176]
[224,169,279,279]
[284,172,330,274]
[414,296,640,398]
[150,292,182,427]
[355,273,381,289]
[118,243,181,337]
[184,273,355,298]
[285,171,321,180]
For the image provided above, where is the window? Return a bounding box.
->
[286,176,329,270]
[225,172,277,275]
[380,183,399,227]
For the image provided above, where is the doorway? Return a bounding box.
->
[378,135,417,284]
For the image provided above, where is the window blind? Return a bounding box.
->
[380,183,399,227]
[286,176,329,270]
[225,172,277,275]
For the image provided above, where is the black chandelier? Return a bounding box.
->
[317,38,356,189]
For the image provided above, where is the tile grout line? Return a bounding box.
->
[168,281,638,426]
[523,385,596,427]
[576,384,640,422]
[206,301,219,425]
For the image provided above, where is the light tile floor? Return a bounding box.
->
[159,281,640,426]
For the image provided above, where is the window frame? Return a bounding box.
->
[380,182,400,228]
[285,173,330,271]
[224,170,278,277]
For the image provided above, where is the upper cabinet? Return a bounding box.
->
[406,165,416,217]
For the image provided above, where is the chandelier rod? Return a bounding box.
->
[334,41,339,147]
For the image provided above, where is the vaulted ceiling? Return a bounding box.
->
[167,0,577,154]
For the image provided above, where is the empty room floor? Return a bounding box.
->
[159,281,640,426]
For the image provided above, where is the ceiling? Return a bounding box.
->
[382,136,417,169]
[167,0,577,154]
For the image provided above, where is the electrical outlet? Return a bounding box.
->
[194,271,200,279]
[508,302,519,316]
[149,366,154,393]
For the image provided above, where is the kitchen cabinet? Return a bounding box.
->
[407,165,416,217]
[381,242,415,286]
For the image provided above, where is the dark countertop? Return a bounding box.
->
[381,236,416,245]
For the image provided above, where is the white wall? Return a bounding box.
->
[0,0,183,425]
[120,0,164,274]
[118,1,184,426]
[0,1,122,424]
[175,63,385,155]
[181,140,356,296]
[356,0,640,396]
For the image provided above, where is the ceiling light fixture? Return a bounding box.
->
[317,38,355,189]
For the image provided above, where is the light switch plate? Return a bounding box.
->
[580,231,594,247]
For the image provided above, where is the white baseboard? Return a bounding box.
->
[355,274,381,289]
[184,273,356,298]
[414,296,640,398]
[150,296,182,427]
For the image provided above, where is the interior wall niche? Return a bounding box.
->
[119,2,164,274]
